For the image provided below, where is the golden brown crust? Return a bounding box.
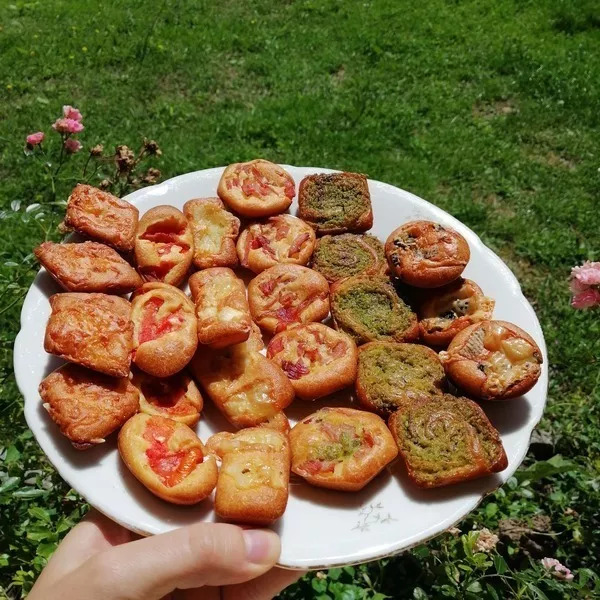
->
[188,268,252,348]
[217,159,295,218]
[266,323,358,400]
[118,414,217,505]
[355,342,445,416]
[39,363,139,449]
[34,241,142,294]
[132,368,203,427]
[417,278,495,347]
[183,197,240,269]
[439,320,543,400]
[134,205,194,287]
[248,264,330,334]
[388,394,508,488]
[237,215,316,273]
[130,282,198,377]
[44,293,133,377]
[385,221,470,288]
[297,172,373,235]
[207,427,290,524]
[290,407,397,491]
[63,184,139,252]
[190,339,295,429]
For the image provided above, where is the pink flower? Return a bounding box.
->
[541,557,574,581]
[572,288,600,309]
[62,105,83,121]
[64,138,82,154]
[26,131,45,146]
[52,118,84,134]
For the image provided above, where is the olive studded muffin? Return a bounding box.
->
[356,342,445,415]
[298,172,373,235]
[389,394,508,488]
[330,276,419,345]
[311,233,386,283]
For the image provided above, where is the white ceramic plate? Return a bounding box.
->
[14,166,548,570]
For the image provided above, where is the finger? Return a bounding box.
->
[223,567,307,600]
[69,523,280,599]
[31,509,132,590]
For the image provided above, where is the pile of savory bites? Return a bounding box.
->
[36,160,543,525]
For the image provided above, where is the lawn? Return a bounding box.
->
[1,0,599,597]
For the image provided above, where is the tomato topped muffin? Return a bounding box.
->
[356,342,445,415]
[298,172,373,235]
[130,282,197,377]
[191,338,295,429]
[311,233,386,283]
[290,407,398,491]
[183,197,240,269]
[248,264,330,334]
[417,278,495,347]
[134,205,194,287]
[188,267,252,348]
[62,184,139,253]
[440,320,543,400]
[44,293,133,377]
[389,394,508,488]
[207,427,290,525]
[118,413,217,505]
[237,214,316,273]
[330,276,419,345]
[385,220,470,288]
[217,159,295,217]
[40,363,139,450]
[267,323,358,400]
[132,369,203,427]
[34,241,142,294]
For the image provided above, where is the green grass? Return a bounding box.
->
[1,0,599,597]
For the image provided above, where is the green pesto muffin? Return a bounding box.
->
[311,233,387,283]
[297,172,373,235]
[356,342,445,415]
[330,276,419,345]
[388,394,508,488]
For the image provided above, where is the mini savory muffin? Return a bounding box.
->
[418,278,495,347]
[132,369,203,427]
[237,214,316,273]
[262,411,290,433]
[297,172,373,235]
[39,363,139,450]
[266,323,358,400]
[356,342,445,415]
[118,413,217,505]
[190,339,295,429]
[385,220,470,288]
[183,197,240,269]
[188,268,252,348]
[34,241,142,294]
[311,233,386,283]
[290,407,397,491]
[439,320,543,400]
[44,293,133,377]
[247,264,330,334]
[330,276,419,345]
[61,184,139,253]
[217,159,295,217]
[207,427,290,525]
[130,282,198,377]
[134,205,194,287]
[388,394,508,488]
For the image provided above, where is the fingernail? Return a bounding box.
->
[243,529,280,564]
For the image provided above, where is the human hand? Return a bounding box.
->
[29,510,305,600]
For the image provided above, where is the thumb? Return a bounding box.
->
[57,523,280,599]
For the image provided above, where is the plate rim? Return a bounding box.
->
[14,165,548,570]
